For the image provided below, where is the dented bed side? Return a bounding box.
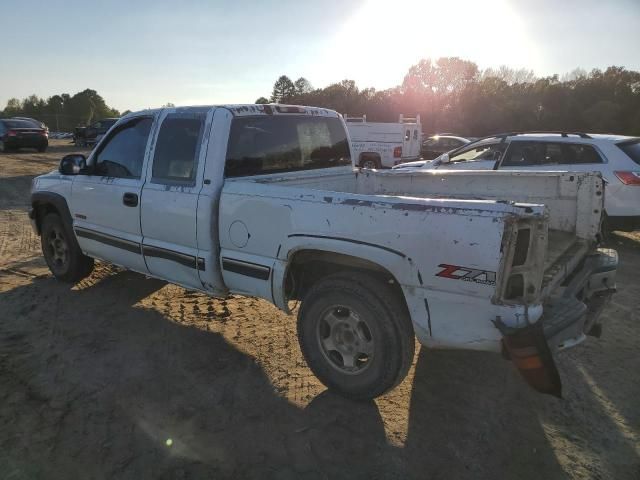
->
[219,168,582,353]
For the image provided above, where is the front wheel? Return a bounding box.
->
[41,213,94,282]
[297,272,415,400]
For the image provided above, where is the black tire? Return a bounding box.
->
[41,213,94,282]
[360,156,380,169]
[37,143,48,153]
[297,272,415,400]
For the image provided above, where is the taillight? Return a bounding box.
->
[7,130,17,137]
[40,129,48,137]
[614,171,640,185]
[393,146,402,158]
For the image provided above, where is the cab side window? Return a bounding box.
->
[93,117,152,178]
[151,113,205,183]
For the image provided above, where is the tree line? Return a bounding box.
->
[259,57,640,136]
[0,89,121,132]
[3,57,639,136]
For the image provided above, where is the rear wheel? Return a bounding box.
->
[360,156,380,169]
[41,213,94,282]
[37,143,48,153]
[297,272,414,400]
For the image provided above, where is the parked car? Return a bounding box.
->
[74,118,119,147]
[345,114,422,168]
[0,118,48,153]
[395,131,640,232]
[30,106,615,399]
[420,134,470,159]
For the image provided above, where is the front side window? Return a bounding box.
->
[449,143,503,163]
[225,115,350,177]
[93,117,152,178]
[152,113,205,183]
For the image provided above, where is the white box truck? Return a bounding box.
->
[345,114,421,169]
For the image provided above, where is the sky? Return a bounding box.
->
[1,0,639,112]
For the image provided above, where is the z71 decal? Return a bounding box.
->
[436,264,496,286]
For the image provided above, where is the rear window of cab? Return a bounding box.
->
[225,115,351,177]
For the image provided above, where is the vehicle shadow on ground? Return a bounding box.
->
[0,175,39,209]
[1,269,569,479]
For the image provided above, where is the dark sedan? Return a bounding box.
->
[421,135,470,159]
[0,119,48,153]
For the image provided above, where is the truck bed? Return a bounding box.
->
[245,167,603,299]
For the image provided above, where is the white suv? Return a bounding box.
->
[394,132,640,231]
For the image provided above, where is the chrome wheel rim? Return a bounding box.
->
[316,305,375,374]
[46,227,69,270]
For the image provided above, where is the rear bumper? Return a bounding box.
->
[498,248,617,397]
[5,136,48,148]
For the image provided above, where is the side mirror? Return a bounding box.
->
[59,154,87,175]
[433,153,449,166]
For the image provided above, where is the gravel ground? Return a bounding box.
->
[0,140,638,479]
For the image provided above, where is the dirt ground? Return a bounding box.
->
[0,140,638,479]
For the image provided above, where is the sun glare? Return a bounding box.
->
[314,0,539,89]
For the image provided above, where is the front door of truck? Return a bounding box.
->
[140,109,214,292]
[70,115,155,274]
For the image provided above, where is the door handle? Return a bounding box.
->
[123,192,138,207]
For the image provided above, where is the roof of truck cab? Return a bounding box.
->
[124,104,340,119]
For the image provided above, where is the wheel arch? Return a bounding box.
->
[272,238,427,338]
[31,191,73,236]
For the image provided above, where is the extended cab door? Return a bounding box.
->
[140,109,218,292]
[70,115,155,273]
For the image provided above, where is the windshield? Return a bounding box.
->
[225,115,351,177]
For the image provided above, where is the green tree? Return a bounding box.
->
[255,97,269,104]
[270,75,296,103]
[294,77,313,95]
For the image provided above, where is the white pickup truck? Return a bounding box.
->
[30,104,617,399]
